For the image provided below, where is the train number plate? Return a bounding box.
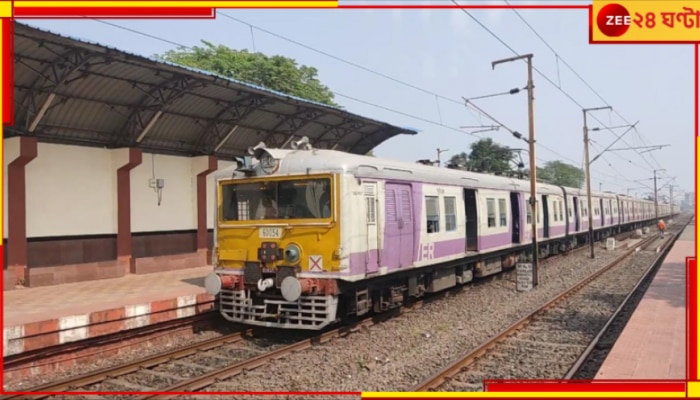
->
[259,227,282,239]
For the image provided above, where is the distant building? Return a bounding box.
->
[682,192,695,212]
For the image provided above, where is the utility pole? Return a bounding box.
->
[653,168,666,220]
[492,53,538,287]
[583,106,612,259]
[436,148,449,167]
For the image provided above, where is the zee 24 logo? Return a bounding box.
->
[596,3,659,37]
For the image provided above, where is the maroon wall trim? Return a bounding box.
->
[116,148,142,268]
[7,137,38,279]
[196,156,217,259]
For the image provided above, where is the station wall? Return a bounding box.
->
[3,139,236,271]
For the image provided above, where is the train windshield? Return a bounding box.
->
[220,178,332,221]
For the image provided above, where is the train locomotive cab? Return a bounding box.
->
[206,141,341,330]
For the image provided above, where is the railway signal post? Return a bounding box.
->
[492,53,538,287]
[582,106,612,259]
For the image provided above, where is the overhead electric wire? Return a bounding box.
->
[501,0,664,171]
[453,0,661,173]
[213,12,643,186]
[89,18,635,189]
[90,19,485,139]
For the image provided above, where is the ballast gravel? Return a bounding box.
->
[4,323,238,392]
[202,242,636,393]
[439,249,661,391]
[9,236,658,398]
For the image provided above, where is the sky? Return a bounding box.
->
[19,0,696,200]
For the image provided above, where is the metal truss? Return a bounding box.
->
[258,107,324,149]
[347,127,385,154]
[313,119,368,151]
[17,48,106,133]
[112,73,207,147]
[192,94,268,154]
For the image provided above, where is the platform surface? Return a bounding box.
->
[595,223,693,380]
[4,266,211,327]
[3,265,215,357]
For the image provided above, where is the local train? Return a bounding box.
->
[205,138,673,330]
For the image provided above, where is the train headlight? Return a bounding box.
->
[284,243,302,264]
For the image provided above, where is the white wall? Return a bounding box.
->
[131,153,194,232]
[4,141,231,239]
[25,143,115,237]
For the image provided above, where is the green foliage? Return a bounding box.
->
[365,150,375,157]
[447,139,584,188]
[157,41,339,107]
[448,138,514,173]
[527,161,585,188]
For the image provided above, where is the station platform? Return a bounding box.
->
[3,265,215,358]
[594,223,693,380]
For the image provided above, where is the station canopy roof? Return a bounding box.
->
[10,22,418,159]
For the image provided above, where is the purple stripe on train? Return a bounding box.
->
[348,231,514,276]
[548,225,566,237]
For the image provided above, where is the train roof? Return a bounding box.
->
[215,147,650,202]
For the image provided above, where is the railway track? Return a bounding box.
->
[566,218,693,380]
[2,327,304,400]
[411,218,689,392]
[6,223,661,398]
[3,311,222,372]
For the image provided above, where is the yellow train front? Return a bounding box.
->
[204,143,343,330]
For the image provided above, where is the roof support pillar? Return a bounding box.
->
[28,93,56,132]
[6,136,38,285]
[112,148,142,274]
[192,156,218,264]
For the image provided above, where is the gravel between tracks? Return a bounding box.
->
[5,326,236,392]
[572,235,680,379]
[198,241,637,393]
[439,247,662,391]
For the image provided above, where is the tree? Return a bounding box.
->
[467,138,514,173]
[157,41,338,106]
[527,161,584,188]
[448,151,470,169]
[365,150,375,157]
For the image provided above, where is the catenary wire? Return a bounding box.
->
[88,18,632,189]
[452,0,661,173]
[502,0,664,170]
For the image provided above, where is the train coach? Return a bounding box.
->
[205,138,673,330]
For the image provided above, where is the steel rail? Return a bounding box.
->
[411,232,662,392]
[1,329,252,400]
[4,311,220,370]
[563,219,690,379]
[7,221,658,398]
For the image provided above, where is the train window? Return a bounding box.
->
[426,196,440,233]
[364,182,377,225]
[498,198,507,227]
[487,198,496,227]
[220,178,332,221]
[568,206,572,218]
[444,197,457,231]
[553,202,558,222]
[526,204,532,224]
